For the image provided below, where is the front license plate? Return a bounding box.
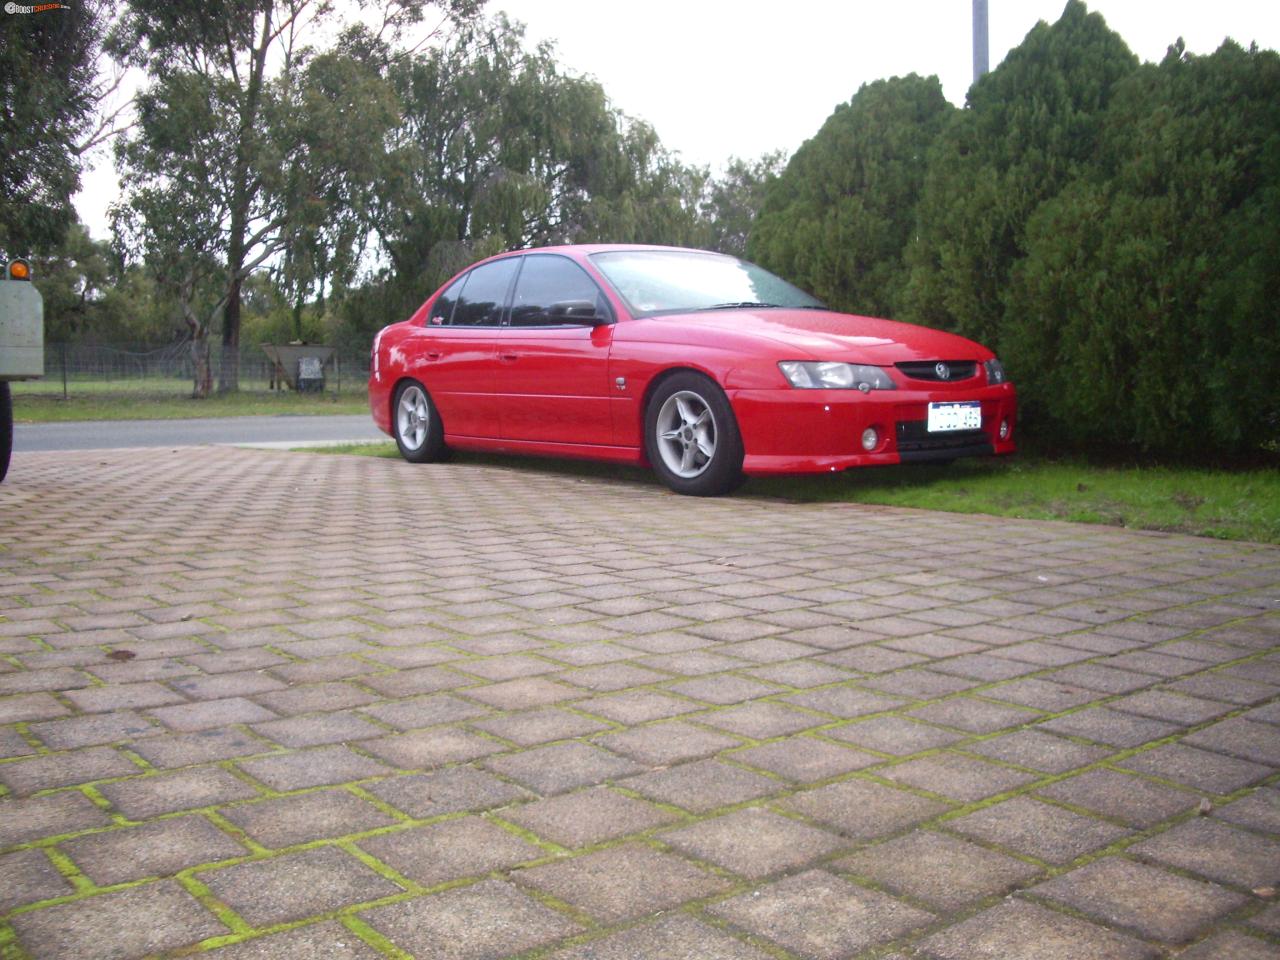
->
[927,401,982,433]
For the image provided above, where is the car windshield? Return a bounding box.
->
[590,249,825,316]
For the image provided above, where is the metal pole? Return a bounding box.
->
[973,0,990,85]
[61,343,68,400]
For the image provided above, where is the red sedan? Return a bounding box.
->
[369,245,1016,496]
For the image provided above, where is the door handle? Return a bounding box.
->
[425,350,441,361]
[498,352,518,362]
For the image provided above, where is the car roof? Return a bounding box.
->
[485,243,732,260]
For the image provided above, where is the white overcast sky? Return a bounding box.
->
[74,0,1279,240]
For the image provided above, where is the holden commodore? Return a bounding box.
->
[369,245,1016,496]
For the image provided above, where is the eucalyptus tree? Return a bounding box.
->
[1,0,109,256]
[699,152,786,258]
[273,31,404,341]
[380,15,704,256]
[344,14,708,343]
[34,221,121,343]
[111,176,225,395]
[109,0,474,393]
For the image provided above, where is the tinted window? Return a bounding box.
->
[451,258,518,326]
[428,277,464,325]
[509,255,609,327]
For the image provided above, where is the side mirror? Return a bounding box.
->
[549,299,609,325]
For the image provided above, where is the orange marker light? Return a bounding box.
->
[7,259,31,281]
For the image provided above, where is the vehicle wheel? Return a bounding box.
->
[393,380,446,463]
[0,382,11,483]
[644,372,744,496]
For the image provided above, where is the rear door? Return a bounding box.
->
[413,257,517,439]
[494,254,616,446]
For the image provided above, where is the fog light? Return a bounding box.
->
[861,427,879,451]
[999,418,1010,440]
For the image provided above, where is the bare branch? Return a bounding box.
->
[385,7,458,63]
[75,99,136,155]
[236,236,288,280]
[223,17,242,92]
[242,214,289,255]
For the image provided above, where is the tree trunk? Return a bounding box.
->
[217,9,272,394]
[181,278,212,399]
[192,331,212,399]
[218,277,241,393]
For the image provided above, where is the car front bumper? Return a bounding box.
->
[729,382,1017,475]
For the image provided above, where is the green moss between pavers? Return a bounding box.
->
[341,783,422,823]
[337,916,414,960]
[830,860,964,920]
[483,815,571,860]
[667,908,803,960]
[167,874,253,937]
[6,725,45,758]
[182,851,425,925]
[41,848,92,894]
[7,873,192,920]
[0,921,30,960]
[335,839,432,896]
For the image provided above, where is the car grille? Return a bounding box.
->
[895,360,978,382]
[896,421,989,454]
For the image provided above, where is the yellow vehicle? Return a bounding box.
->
[0,258,44,482]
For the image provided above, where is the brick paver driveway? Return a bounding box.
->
[2,447,1278,960]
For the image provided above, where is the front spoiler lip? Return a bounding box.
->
[898,440,994,463]
[741,443,1012,475]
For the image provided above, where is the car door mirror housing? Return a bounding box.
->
[548,300,609,325]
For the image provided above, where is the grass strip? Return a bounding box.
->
[12,388,368,422]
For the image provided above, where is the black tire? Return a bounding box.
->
[0,382,11,483]
[644,371,744,496]
[392,380,446,463]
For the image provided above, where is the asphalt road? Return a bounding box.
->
[14,414,388,452]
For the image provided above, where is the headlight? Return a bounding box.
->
[984,358,1007,384]
[779,361,896,391]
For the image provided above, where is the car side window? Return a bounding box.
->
[508,255,609,327]
[427,277,464,325]
[451,258,518,326]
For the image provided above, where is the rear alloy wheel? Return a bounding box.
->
[393,380,446,463]
[645,372,743,496]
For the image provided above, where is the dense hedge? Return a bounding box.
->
[750,75,953,318]
[750,1,1279,457]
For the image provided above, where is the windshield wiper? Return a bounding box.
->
[703,301,781,310]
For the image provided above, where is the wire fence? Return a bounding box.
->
[17,341,372,397]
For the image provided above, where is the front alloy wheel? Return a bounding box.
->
[393,380,445,463]
[656,391,718,479]
[645,372,743,496]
